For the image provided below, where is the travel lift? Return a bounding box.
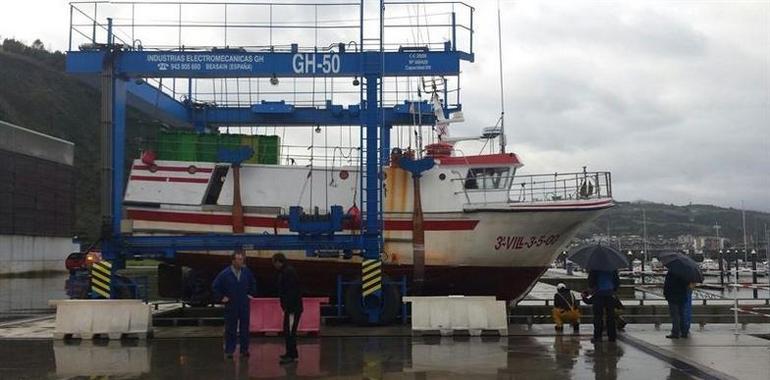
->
[66,1,474,323]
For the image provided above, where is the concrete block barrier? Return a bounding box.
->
[403,296,508,336]
[49,299,152,340]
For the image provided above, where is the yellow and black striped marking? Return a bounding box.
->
[91,260,112,298]
[361,259,382,297]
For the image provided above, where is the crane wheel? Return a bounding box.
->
[344,276,401,325]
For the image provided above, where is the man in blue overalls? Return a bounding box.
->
[213,251,257,358]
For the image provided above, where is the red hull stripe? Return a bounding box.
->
[383,219,478,231]
[125,209,479,231]
[129,175,210,184]
[133,164,214,173]
[436,153,521,166]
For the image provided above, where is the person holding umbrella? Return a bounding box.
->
[588,268,620,342]
[663,270,688,338]
[567,244,628,343]
[656,251,703,339]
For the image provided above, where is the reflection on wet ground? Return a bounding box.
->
[0,335,696,379]
[0,274,67,319]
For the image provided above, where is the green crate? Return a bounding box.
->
[257,135,280,165]
[197,133,220,162]
[156,131,197,161]
[155,131,175,160]
[176,133,198,161]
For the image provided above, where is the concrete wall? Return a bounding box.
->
[0,120,74,166]
[0,235,79,275]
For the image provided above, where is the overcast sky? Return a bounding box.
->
[1,1,768,212]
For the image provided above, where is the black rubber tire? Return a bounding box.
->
[344,276,401,325]
[158,263,183,299]
[182,268,214,307]
[112,275,136,299]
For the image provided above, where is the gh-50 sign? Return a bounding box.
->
[292,53,341,74]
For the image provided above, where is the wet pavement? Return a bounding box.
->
[1,275,768,379]
[622,327,770,380]
[0,334,703,379]
[0,273,67,320]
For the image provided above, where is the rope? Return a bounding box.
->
[309,128,314,209]
[496,0,507,153]
[325,126,329,210]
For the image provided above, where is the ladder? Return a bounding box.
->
[359,0,385,256]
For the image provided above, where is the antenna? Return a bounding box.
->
[496,0,507,153]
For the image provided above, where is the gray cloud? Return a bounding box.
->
[456,0,769,212]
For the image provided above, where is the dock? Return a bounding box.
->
[5,269,767,379]
[1,311,768,379]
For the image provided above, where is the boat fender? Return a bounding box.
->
[346,204,361,229]
[141,149,157,165]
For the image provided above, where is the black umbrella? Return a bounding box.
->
[656,251,704,283]
[567,244,629,271]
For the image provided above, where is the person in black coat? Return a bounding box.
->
[272,253,303,364]
[582,291,627,331]
[663,271,688,338]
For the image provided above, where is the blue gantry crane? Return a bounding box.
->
[65,0,474,323]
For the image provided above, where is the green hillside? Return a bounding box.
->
[0,39,159,241]
[579,201,770,244]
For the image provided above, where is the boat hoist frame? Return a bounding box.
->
[66,0,474,323]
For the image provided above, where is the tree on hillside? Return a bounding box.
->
[32,39,45,50]
[2,38,65,71]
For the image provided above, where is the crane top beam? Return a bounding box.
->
[67,49,472,78]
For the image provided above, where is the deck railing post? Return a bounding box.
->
[68,4,73,51]
[733,262,739,333]
[92,2,97,44]
[451,12,457,51]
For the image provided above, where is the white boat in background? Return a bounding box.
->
[700,258,719,272]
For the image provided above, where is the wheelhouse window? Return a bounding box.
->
[464,167,511,190]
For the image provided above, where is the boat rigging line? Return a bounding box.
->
[496,0,507,154]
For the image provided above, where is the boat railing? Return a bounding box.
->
[509,170,612,203]
[69,1,474,54]
[451,170,612,204]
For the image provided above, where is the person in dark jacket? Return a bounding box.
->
[272,253,303,364]
[581,291,627,331]
[587,270,620,343]
[212,251,257,358]
[552,283,581,332]
[663,271,688,338]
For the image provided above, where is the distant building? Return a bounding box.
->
[694,236,729,253]
[0,120,79,274]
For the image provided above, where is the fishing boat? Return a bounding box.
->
[123,107,614,304]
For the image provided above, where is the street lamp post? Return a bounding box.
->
[719,250,725,286]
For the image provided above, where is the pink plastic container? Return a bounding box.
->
[249,297,329,333]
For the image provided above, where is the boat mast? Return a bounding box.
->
[496,0,507,153]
